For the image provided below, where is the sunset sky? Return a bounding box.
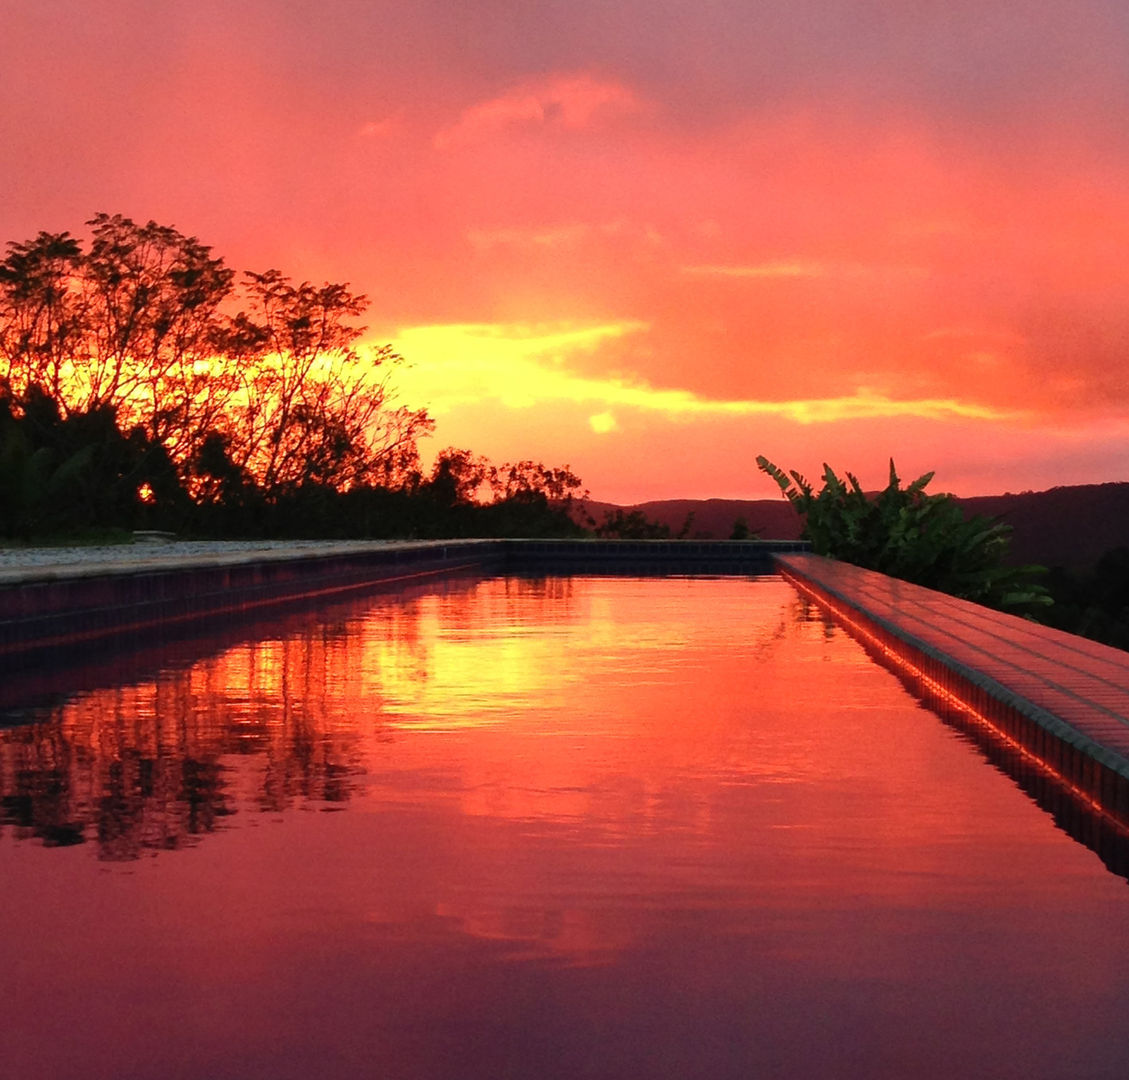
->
[4,0,1129,502]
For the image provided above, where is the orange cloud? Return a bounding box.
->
[683,261,831,279]
[7,4,1129,499]
[385,322,1022,424]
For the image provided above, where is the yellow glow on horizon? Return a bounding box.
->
[387,320,647,411]
[381,321,1025,428]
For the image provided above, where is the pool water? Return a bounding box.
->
[3,575,1129,1079]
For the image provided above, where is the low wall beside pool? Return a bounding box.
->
[0,538,807,665]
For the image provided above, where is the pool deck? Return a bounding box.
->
[777,552,1129,825]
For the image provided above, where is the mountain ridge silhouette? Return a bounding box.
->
[581,481,1129,570]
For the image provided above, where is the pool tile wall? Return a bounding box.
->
[0,539,805,668]
[0,541,507,665]
[505,537,809,575]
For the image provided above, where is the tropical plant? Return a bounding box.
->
[756,455,1052,614]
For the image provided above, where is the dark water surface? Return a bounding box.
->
[3,575,1129,1079]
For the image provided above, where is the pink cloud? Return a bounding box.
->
[434,74,644,149]
[357,116,402,139]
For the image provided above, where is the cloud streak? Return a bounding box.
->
[682,261,928,281]
[387,322,1022,425]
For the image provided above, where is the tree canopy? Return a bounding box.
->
[0,214,431,501]
[0,214,585,540]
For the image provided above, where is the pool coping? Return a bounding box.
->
[776,552,1129,830]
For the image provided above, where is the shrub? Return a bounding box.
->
[757,455,1052,614]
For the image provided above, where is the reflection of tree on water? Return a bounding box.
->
[0,592,444,859]
[0,712,232,856]
[0,574,588,859]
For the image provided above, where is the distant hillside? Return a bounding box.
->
[958,483,1129,569]
[581,482,1129,570]
[609,498,803,541]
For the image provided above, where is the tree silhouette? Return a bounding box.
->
[226,270,431,497]
[0,214,587,541]
[0,215,432,506]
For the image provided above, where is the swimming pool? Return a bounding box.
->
[3,574,1129,1079]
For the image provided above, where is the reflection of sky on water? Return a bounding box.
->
[3,576,1129,1079]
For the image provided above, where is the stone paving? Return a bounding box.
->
[0,539,405,585]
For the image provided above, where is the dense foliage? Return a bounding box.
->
[0,215,586,540]
[756,455,1052,614]
[592,508,695,539]
[1045,548,1129,651]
